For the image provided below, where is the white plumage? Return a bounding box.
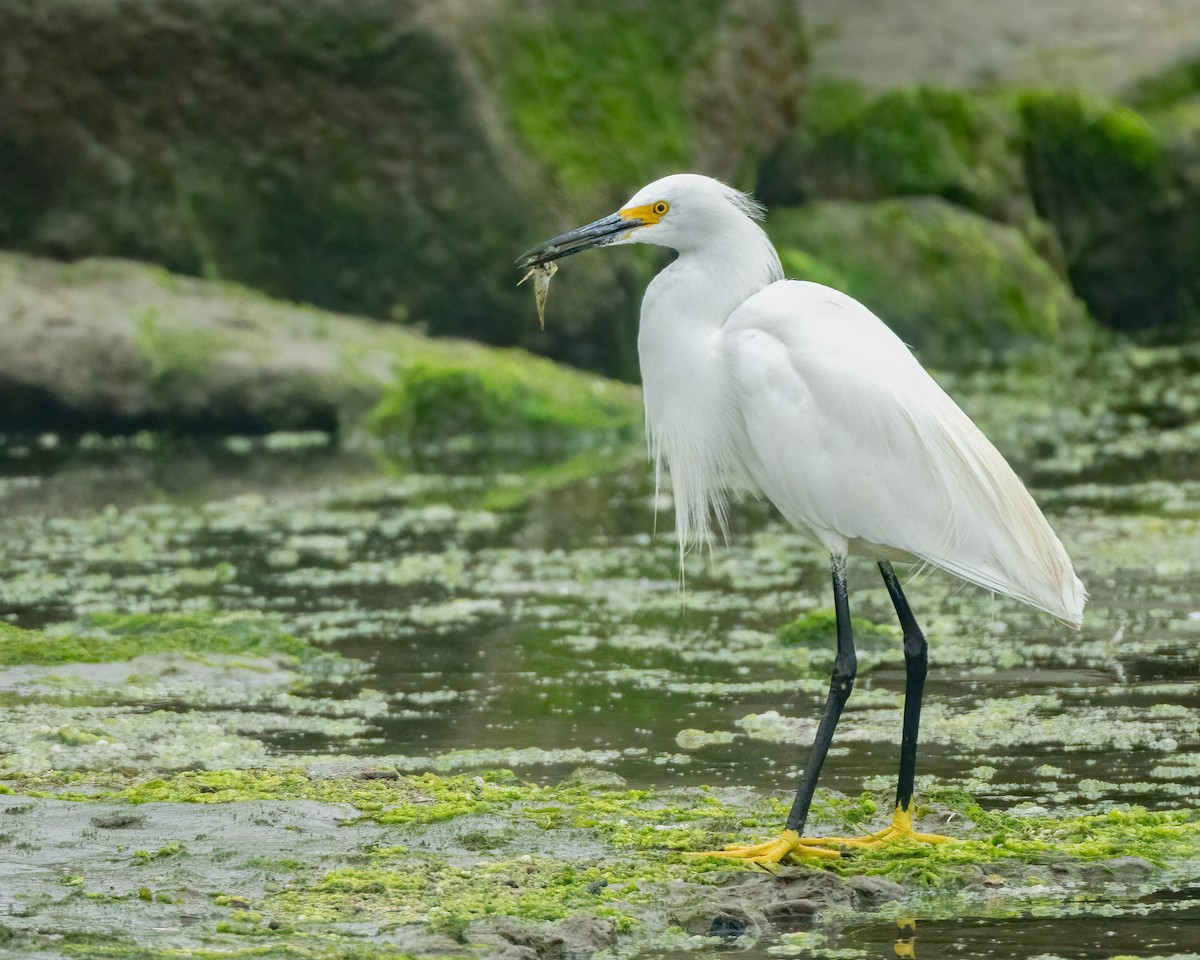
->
[517,171,1087,861]
[722,281,1084,624]
[624,174,1084,626]
[521,172,1086,627]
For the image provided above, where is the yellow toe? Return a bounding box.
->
[802,805,950,850]
[686,829,841,864]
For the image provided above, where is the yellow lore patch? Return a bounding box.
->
[619,200,670,225]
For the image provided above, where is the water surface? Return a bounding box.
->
[2,345,1199,956]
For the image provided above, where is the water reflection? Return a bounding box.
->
[851,899,1200,960]
[894,916,917,958]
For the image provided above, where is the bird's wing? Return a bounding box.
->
[723,281,1085,625]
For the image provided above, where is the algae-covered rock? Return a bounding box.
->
[1019,88,1200,333]
[760,84,1032,224]
[0,252,640,438]
[0,0,806,379]
[767,197,1090,362]
[1126,53,1200,113]
[0,0,538,339]
[759,80,1200,340]
[499,0,802,194]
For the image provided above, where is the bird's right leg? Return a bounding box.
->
[804,561,948,848]
[687,554,856,864]
[864,561,949,844]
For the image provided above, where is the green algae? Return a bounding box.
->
[3,769,1198,957]
[16,769,1200,880]
[72,769,766,850]
[0,612,322,668]
[2,343,1200,952]
[57,945,432,960]
[497,0,725,194]
[835,792,1200,890]
[1020,89,1166,184]
[1127,54,1200,112]
[779,609,898,651]
[1018,88,1199,333]
[768,197,1088,363]
[368,348,641,445]
[135,307,231,396]
[790,83,1028,221]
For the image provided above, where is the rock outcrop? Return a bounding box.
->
[0,253,639,437]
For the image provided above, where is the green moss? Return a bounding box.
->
[1126,55,1200,112]
[131,841,185,865]
[369,348,641,444]
[0,612,322,667]
[59,943,429,960]
[765,82,1199,340]
[840,793,1200,892]
[301,858,650,925]
[498,0,724,194]
[93,770,555,827]
[26,770,1200,879]
[12,769,1199,947]
[768,197,1089,362]
[1018,88,1199,333]
[783,84,1027,220]
[1020,89,1164,188]
[778,609,897,650]
[135,307,230,392]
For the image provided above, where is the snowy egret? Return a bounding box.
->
[516,174,1086,863]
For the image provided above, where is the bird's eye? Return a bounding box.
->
[652,201,669,216]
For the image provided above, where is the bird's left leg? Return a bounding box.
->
[804,562,949,849]
[687,554,856,864]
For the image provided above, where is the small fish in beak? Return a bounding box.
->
[518,260,557,330]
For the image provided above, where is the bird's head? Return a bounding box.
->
[516,174,766,270]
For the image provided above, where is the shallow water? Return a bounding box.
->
[2,344,1200,956]
[644,898,1200,959]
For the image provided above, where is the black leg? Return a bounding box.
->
[879,561,928,812]
[785,554,858,834]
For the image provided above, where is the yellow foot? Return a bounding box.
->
[685,829,842,864]
[803,805,951,850]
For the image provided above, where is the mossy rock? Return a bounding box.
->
[0,0,807,380]
[3,769,1199,956]
[1019,88,1200,333]
[760,84,1031,224]
[497,0,803,195]
[0,0,539,347]
[1125,53,1200,113]
[767,197,1090,363]
[497,0,724,197]
[369,351,641,444]
[0,252,641,440]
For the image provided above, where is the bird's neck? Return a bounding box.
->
[646,220,782,335]
[636,220,781,550]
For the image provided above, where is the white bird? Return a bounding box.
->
[517,173,1086,863]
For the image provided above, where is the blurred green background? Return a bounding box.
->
[2,0,1200,435]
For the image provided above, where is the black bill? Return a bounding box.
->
[516,211,640,270]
